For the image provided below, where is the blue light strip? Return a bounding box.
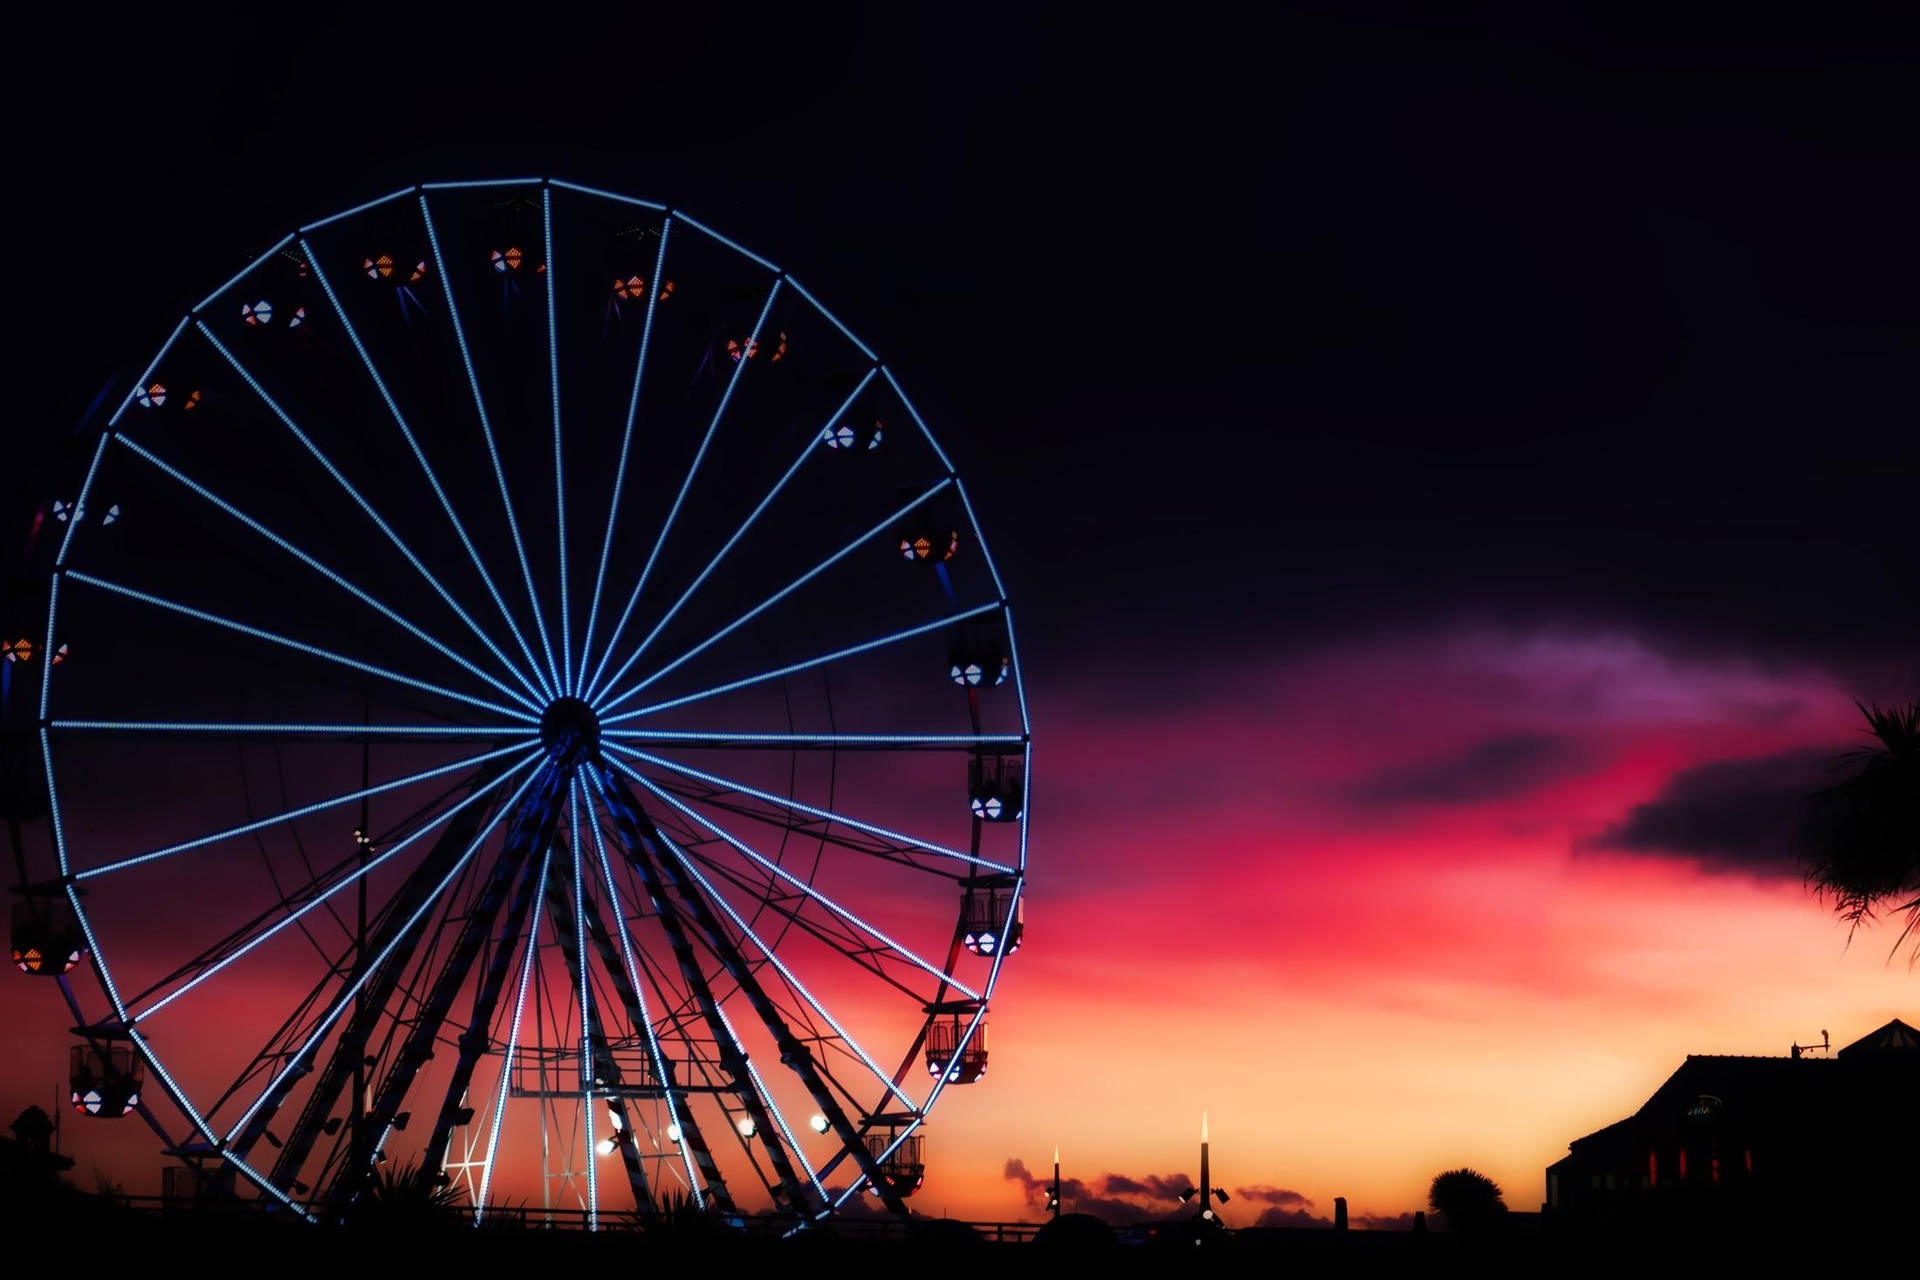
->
[76,739,535,881]
[1001,606,1033,741]
[577,217,673,697]
[543,187,573,696]
[600,600,1004,727]
[114,432,542,715]
[303,236,557,707]
[63,570,536,723]
[592,367,878,698]
[474,811,555,1225]
[626,769,980,1000]
[421,177,542,190]
[599,729,1022,747]
[583,769,813,1203]
[579,775,704,1207]
[827,877,1016,1212]
[582,277,784,703]
[55,719,532,736]
[953,479,1008,604]
[1004,608,1033,875]
[193,233,295,315]
[25,445,279,1202]
[419,194,562,700]
[673,211,780,273]
[617,778,916,1112]
[746,1057,827,1205]
[225,764,546,1144]
[571,785,597,1229]
[197,321,542,700]
[593,475,951,716]
[603,742,1014,875]
[547,179,667,210]
[136,756,538,1022]
[880,365,956,475]
[784,275,876,361]
[299,185,417,233]
[108,316,190,428]
[42,730,318,1220]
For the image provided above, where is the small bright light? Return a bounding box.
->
[607,1108,623,1132]
[666,1123,682,1144]
[809,1114,830,1134]
[595,1137,618,1157]
[1202,1209,1214,1220]
[737,1117,756,1138]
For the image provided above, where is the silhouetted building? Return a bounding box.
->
[1546,1019,1918,1230]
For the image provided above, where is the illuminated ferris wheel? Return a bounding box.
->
[5,176,1029,1226]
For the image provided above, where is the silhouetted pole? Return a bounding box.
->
[1050,1145,1062,1219]
[1334,1196,1348,1231]
[1178,1111,1230,1220]
[1200,1111,1212,1211]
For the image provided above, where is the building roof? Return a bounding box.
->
[1557,1019,1917,1156]
[1838,1017,1918,1057]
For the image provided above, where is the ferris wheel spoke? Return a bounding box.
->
[599,600,1001,727]
[584,366,878,705]
[131,754,541,1024]
[600,728,1021,750]
[195,322,548,705]
[679,843,929,1005]
[618,762,980,1001]
[72,739,535,881]
[303,234,563,707]
[540,188,577,698]
[595,772,918,1217]
[226,762,550,1149]
[640,809,919,1113]
[54,719,536,738]
[597,773,916,1109]
[578,216,672,706]
[109,434,543,716]
[581,277,784,704]
[585,768,824,1214]
[333,788,562,1204]
[473,824,553,1222]
[604,742,1014,876]
[394,801,569,1207]
[593,477,952,717]
[579,776,716,1208]
[62,569,535,726]
[420,193,565,699]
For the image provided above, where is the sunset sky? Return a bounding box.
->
[5,6,1916,1227]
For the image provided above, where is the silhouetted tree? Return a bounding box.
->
[344,1159,464,1228]
[1428,1168,1506,1233]
[1800,701,1920,965]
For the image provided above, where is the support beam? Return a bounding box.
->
[257,759,515,1190]
[596,770,913,1219]
[573,840,733,1212]
[328,763,571,1207]
[590,770,819,1216]
[542,842,655,1215]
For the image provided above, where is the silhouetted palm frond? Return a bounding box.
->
[1799,701,1920,965]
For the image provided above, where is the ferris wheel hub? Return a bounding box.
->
[538,696,600,766]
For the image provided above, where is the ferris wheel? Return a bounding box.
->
[6,177,1029,1226]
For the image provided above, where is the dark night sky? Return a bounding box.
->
[11,6,1916,694]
